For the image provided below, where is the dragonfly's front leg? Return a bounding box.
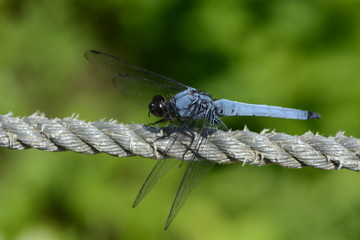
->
[150,117,169,125]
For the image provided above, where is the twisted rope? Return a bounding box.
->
[1,112,359,172]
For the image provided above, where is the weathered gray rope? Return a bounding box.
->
[1,112,359,172]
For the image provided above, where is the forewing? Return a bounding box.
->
[113,73,185,105]
[85,50,189,105]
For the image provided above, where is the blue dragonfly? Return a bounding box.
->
[85,50,321,229]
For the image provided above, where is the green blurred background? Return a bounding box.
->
[1,0,360,239]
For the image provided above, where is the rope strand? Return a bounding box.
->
[1,112,359,172]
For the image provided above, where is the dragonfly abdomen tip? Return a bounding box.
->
[307,111,321,119]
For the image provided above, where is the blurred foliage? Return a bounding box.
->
[0,0,360,239]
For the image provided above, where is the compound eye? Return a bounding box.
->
[155,104,167,117]
[152,95,165,102]
[148,95,168,117]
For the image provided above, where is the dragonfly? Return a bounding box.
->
[85,50,321,230]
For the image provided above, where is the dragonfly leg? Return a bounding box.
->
[150,117,169,125]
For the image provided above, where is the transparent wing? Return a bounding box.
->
[133,158,178,208]
[85,50,189,105]
[165,146,215,230]
[133,102,226,229]
[164,103,225,230]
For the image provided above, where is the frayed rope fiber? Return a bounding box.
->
[1,112,359,172]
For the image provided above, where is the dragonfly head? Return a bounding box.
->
[149,95,169,118]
